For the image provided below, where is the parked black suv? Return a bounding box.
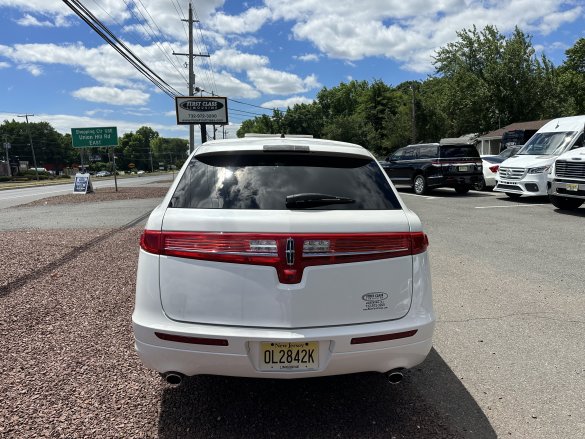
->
[381,140,482,195]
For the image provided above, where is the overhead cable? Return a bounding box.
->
[63,0,180,98]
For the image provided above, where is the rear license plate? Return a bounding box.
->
[260,341,319,370]
[566,183,579,191]
[458,166,468,171]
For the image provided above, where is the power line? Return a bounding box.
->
[119,0,189,88]
[63,0,180,98]
[169,0,189,41]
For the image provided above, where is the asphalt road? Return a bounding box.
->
[400,188,585,438]
[2,184,585,438]
[0,174,175,209]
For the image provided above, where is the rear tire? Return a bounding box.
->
[505,192,522,199]
[549,195,584,210]
[413,174,428,195]
[473,178,486,191]
[455,185,470,194]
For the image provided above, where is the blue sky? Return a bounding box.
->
[0,0,583,142]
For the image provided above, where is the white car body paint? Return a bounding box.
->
[132,137,435,379]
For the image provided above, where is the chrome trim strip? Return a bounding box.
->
[302,248,409,257]
[165,248,276,257]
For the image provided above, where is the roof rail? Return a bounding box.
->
[244,133,314,138]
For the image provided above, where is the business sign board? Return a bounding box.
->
[73,173,94,194]
[175,96,228,125]
[71,127,118,148]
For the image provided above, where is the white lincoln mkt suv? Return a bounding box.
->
[133,136,435,385]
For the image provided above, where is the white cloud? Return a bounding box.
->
[262,0,584,72]
[248,68,321,95]
[16,14,53,27]
[17,64,42,76]
[72,87,150,106]
[209,7,271,34]
[212,48,269,72]
[0,41,268,100]
[212,48,320,95]
[261,96,314,109]
[536,6,582,35]
[294,53,319,62]
[15,13,72,27]
[85,109,114,116]
[0,61,10,69]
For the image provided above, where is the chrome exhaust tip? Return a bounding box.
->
[386,369,404,384]
[162,372,185,387]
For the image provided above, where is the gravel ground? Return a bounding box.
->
[0,226,482,438]
[0,182,490,438]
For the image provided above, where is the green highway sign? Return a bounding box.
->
[71,126,118,148]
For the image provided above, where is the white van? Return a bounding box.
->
[494,116,585,198]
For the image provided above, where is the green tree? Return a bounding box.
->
[433,25,558,135]
[151,137,189,168]
[556,38,585,115]
[0,119,76,172]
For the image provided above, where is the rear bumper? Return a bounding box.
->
[133,319,434,378]
[427,174,480,188]
[132,249,435,379]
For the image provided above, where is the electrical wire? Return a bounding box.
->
[120,0,189,88]
[63,0,180,98]
[169,0,189,41]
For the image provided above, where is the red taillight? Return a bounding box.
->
[489,165,499,173]
[140,231,429,284]
[140,230,163,254]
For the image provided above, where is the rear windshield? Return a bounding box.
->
[439,145,480,158]
[170,153,401,210]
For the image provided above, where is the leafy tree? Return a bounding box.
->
[0,120,76,172]
[282,103,323,136]
[151,137,188,168]
[557,38,585,115]
[433,25,558,134]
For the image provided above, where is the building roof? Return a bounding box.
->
[478,119,552,140]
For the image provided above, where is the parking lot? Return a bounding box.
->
[1,185,584,438]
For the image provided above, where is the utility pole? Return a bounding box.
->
[17,114,39,181]
[173,2,210,153]
[411,84,417,144]
[2,134,11,177]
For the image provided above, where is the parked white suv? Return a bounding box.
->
[133,136,435,385]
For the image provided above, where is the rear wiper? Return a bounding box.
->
[285,193,355,208]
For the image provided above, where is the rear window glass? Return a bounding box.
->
[170,153,401,210]
[440,145,480,158]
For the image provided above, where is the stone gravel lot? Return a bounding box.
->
[0,226,490,439]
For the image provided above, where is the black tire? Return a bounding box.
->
[413,174,428,195]
[473,178,486,191]
[549,195,584,210]
[505,192,522,199]
[455,185,470,194]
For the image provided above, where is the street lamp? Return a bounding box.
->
[17,114,39,181]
